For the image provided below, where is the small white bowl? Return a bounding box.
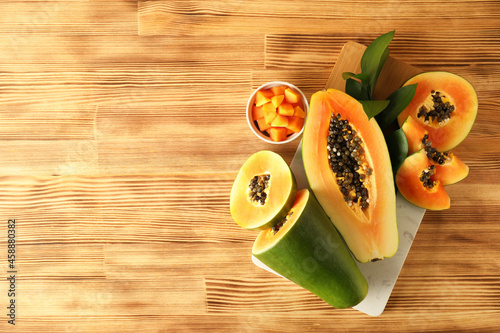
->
[246,81,309,144]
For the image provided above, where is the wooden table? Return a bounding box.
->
[0,1,499,332]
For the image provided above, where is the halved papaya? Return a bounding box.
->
[302,88,398,263]
[252,189,368,309]
[401,116,469,185]
[397,71,478,152]
[230,150,296,230]
[396,150,450,210]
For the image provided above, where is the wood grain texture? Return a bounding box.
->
[0,1,498,332]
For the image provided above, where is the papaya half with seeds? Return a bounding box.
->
[230,150,296,230]
[400,116,469,185]
[397,71,478,152]
[396,150,450,211]
[252,189,368,309]
[302,88,398,263]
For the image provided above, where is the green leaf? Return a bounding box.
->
[360,30,395,96]
[345,78,370,101]
[375,83,418,131]
[342,72,371,85]
[359,100,390,119]
[342,72,357,80]
[385,128,408,176]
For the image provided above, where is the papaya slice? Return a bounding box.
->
[302,89,398,263]
[401,116,469,185]
[253,189,368,309]
[230,151,296,230]
[396,150,450,210]
[432,154,469,185]
[397,71,478,152]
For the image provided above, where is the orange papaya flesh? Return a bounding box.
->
[255,89,274,106]
[293,105,306,118]
[230,150,297,230]
[431,154,469,185]
[268,127,287,142]
[397,71,478,152]
[271,114,289,127]
[396,150,450,210]
[252,105,264,120]
[286,116,304,133]
[302,88,398,263]
[284,87,301,104]
[277,103,294,116]
[401,116,469,185]
[262,102,277,124]
[271,95,285,108]
[256,118,271,132]
[270,85,287,96]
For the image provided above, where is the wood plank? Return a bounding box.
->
[0,35,264,70]
[0,105,96,140]
[2,244,105,280]
[0,174,253,244]
[265,32,500,69]
[104,242,257,278]
[138,0,500,36]
[0,2,137,36]
[0,70,252,107]
[205,274,500,313]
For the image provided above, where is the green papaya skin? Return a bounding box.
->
[253,189,368,309]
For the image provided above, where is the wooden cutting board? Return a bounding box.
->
[326,41,422,98]
[253,41,427,316]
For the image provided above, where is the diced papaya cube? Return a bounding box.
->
[293,105,306,118]
[256,118,271,131]
[284,88,301,104]
[268,127,288,142]
[271,95,285,108]
[292,99,304,110]
[270,85,288,96]
[255,89,273,106]
[286,128,294,136]
[286,116,304,133]
[262,102,277,124]
[277,103,294,116]
[252,105,264,120]
[271,114,289,127]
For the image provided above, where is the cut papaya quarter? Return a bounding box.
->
[432,153,469,185]
[230,151,296,230]
[252,189,368,309]
[396,150,450,210]
[400,116,428,155]
[397,71,478,152]
[302,88,398,263]
[401,115,469,185]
